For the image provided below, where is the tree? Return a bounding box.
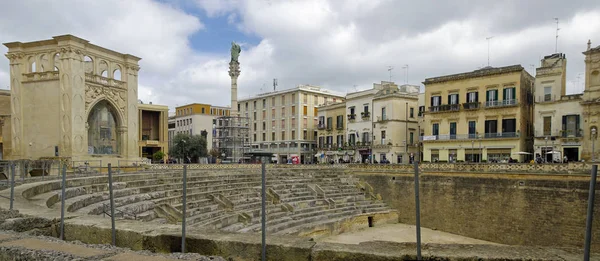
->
[152,151,165,162]
[170,133,208,163]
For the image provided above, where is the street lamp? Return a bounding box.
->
[592,128,597,162]
[180,139,187,164]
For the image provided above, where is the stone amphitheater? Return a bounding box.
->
[0,164,593,260]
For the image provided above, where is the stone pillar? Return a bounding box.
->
[229,61,240,116]
[6,52,24,159]
[125,61,140,160]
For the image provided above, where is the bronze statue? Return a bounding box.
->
[230,42,241,63]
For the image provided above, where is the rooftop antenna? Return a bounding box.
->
[554,18,560,53]
[387,66,394,82]
[402,64,409,84]
[486,36,494,66]
[273,78,278,92]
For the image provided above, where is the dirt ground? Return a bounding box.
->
[320,223,499,245]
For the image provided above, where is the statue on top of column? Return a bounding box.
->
[230,42,241,63]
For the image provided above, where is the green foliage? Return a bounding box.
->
[152,151,165,162]
[170,133,208,161]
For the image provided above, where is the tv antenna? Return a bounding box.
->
[273,78,278,92]
[402,64,409,84]
[486,36,494,66]
[554,18,560,53]
[387,66,393,82]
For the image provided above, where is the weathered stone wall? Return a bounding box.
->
[356,171,600,249]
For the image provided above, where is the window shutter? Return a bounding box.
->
[562,115,566,133]
[503,88,508,101]
[430,97,434,106]
[576,115,580,132]
[512,87,516,100]
[456,94,459,104]
[475,92,479,102]
[447,95,451,105]
[486,90,490,101]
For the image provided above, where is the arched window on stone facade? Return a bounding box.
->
[84,56,93,74]
[54,53,60,71]
[113,67,121,81]
[29,57,36,73]
[40,54,48,72]
[88,100,120,155]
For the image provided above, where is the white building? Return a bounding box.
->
[173,103,231,152]
[533,53,583,162]
[238,85,344,163]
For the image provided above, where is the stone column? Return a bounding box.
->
[125,62,140,160]
[229,61,240,116]
[6,52,24,159]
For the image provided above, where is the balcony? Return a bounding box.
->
[561,129,583,138]
[361,112,370,119]
[376,116,388,122]
[347,114,356,121]
[428,104,460,113]
[462,102,480,110]
[536,95,558,103]
[421,132,520,141]
[317,123,326,130]
[484,99,518,108]
[336,124,344,130]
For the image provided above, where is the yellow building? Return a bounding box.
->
[316,101,347,163]
[138,103,169,162]
[422,65,534,163]
[582,40,600,161]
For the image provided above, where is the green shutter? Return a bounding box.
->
[512,87,516,100]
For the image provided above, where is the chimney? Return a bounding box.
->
[588,39,592,51]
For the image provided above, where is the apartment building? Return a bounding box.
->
[316,101,347,163]
[422,65,534,163]
[238,85,344,164]
[372,83,419,164]
[582,40,600,161]
[173,103,230,151]
[533,53,583,162]
[138,103,169,161]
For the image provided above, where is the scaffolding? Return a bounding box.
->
[212,115,250,163]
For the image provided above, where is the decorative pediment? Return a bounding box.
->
[85,84,127,117]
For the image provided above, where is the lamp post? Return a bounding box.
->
[180,139,187,164]
[592,128,597,162]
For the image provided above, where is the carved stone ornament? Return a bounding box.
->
[85,84,127,116]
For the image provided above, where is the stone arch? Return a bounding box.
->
[592,70,600,86]
[28,56,36,73]
[87,99,123,155]
[84,56,93,74]
[39,54,48,72]
[99,60,108,77]
[113,65,122,81]
[54,53,60,71]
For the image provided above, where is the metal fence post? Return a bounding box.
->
[413,161,422,260]
[181,165,187,253]
[60,163,66,240]
[584,164,598,261]
[261,162,266,261]
[108,163,116,246]
[9,163,15,210]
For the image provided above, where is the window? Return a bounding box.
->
[291,94,296,103]
[543,116,551,136]
[272,132,275,141]
[544,87,552,102]
[381,130,386,144]
[245,102,248,110]
[467,92,478,102]
[431,96,441,106]
[281,131,286,140]
[88,101,119,155]
[262,99,266,107]
[318,116,325,126]
[326,136,333,146]
[281,107,286,117]
[272,120,275,129]
[336,115,343,129]
[348,133,356,145]
[253,111,257,120]
[502,118,516,136]
[254,122,257,131]
[271,97,275,107]
[468,121,476,138]
[262,133,266,141]
[272,108,275,118]
[448,93,459,105]
[304,130,308,140]
[350,106,355,115]
[303,93,307,103]
[326,117,333,129]
[486,89,498,101]
[314,107,318,116]
[314,95,318,105]
[363,104,369,113]
[381,107,387,120]
[450,122,457,139]
[432,123,439,136]
[291,130,296,139]
[262,110,266,119]
[485,120,498,137]
[410,132,414,144]
[562,115,580,137]
[336,134,343,146]
[253,134,257,141]
[303,106,308,116]
[262,122,266,130]
[318,136,324,147]
[410,108,414,118]
[292,106,296,114]
[292,118,296,128]
[303,118,307,128]
[281,119,285,128]
[503,87,516,102]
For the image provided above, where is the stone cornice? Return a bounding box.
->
[423,65,524,85]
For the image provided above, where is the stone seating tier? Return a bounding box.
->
[24,168,396,236]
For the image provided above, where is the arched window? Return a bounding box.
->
[40,54,48,72]
[84,56,93,74]
[113,68,121,81]
[88,100,120,154]
[99,60,108,77]
[54,53,60,71]
[29,56,36,73]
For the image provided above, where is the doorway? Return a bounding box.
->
[564,148,579,162]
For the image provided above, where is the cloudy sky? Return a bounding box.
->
[1,0,600,113]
